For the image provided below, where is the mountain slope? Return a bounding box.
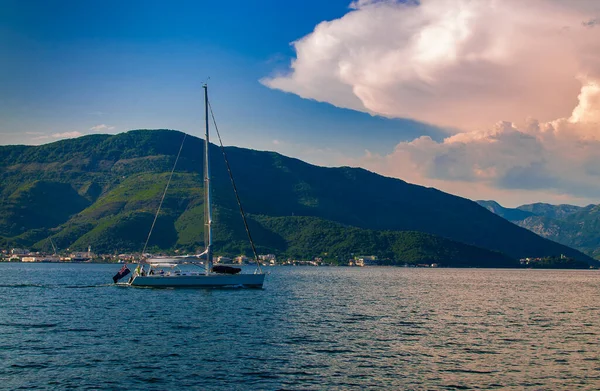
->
[477,200,535,221]
[0,129,595,264]
[477,201,600,259]
[253,216,517,267]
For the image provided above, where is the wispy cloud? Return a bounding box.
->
[583,17,600,27]
[51,131,84,139]
[29,131,84,143]
[90,124,115,132]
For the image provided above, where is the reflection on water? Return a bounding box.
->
[0,264,599,390]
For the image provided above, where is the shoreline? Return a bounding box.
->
[0,260,596,270]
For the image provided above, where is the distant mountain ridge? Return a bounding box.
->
[476,200,535,222]
[0,129,595,266]
[477,200,600,259]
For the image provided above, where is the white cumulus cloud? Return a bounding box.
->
[264,0,600,131]
[264,0,600,204]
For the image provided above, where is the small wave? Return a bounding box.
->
[0,283,114,289]
[0,283,45,288]
[10,362,49,369]
[171,325,202,330]
[64,284,114,289]
[464,348,500,355]
[395,321,423,327]
[444,369,496,374]
[0,322,58,329]
[443,384,471,390]
[53,327,96,333]
[241,371,280,380]
[145,377,165,384]
[278,370,316,377]
[314,348,354,354]
[500,338,526,343]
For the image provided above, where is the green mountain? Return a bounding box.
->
[517,203,587,220]
[477,200,535,221]
[0,129,595,266]
[253,216,516,267]
[477,201,600,259]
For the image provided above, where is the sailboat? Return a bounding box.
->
[123,84,266,288]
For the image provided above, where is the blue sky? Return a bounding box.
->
[0,0,442,162]
[2,0,599,206]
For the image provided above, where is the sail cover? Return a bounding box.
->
[212,265,242,274]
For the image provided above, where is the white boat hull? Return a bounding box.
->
[129,272,265,288]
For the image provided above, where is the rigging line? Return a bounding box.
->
[141,133,188,257]
[208,100,263,273]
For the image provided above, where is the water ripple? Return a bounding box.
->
[1,264,599,390]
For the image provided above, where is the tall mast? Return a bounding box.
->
[203,84,213,274]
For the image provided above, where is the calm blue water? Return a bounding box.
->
[0,264,599,390]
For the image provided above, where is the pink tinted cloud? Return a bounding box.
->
[265,0,600,204]
[264,0,600,131]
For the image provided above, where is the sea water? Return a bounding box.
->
[0,263,599,390]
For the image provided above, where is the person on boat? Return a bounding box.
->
[135,264,146,276]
